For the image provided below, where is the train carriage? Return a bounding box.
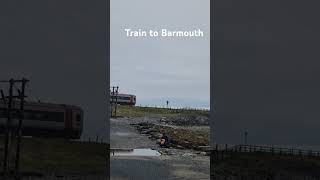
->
[0,101,83,139]
[110,93,136,106]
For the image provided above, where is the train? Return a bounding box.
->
[0,100,83,139]
[110,93,136,106]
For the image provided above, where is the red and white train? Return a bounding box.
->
[110,93,136,106]
[0,101,83,139]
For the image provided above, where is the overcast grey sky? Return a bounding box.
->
[111,0,210,108]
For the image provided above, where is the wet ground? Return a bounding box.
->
[110,117,210,180]
[112,148,161,156]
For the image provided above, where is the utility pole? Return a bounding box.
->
[110,86,119,118]
[3,79,14,173]
[15,78,28,178]
[0,78,29,179]
[111,87,115,117]
[114,86,119,118]
[244,131,248,145]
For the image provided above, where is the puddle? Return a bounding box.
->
[110,148,161,157]
[114,132,132,136]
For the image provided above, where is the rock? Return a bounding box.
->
[167,151,176,155]
[176,145,184,149]
[154,133,163,138]
[182,153,194,157]
[200,152,207,156]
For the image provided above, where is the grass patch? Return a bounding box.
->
[116,105,209,118]
[0,137,108,176]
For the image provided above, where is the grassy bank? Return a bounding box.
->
[116,105,209,118]
[0,137,108,176]
[118,105,210,151]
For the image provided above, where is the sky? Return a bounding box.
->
[110,0,210,109]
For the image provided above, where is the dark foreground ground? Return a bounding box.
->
[211,152,320,180]
[0,136,108,179]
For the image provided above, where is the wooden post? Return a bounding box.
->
[15,78,28,178]
[3,79,14,173]
[215,146,219,160]
[114,86,119,118]
[111,87,115,117]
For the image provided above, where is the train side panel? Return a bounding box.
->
[0,101,83,139]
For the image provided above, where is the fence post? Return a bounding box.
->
[215,144,218,161]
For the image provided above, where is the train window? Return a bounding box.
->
[48,112,64,122]
[0,109,64,122]
[23,110,64,122]
[119,96,130,100]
